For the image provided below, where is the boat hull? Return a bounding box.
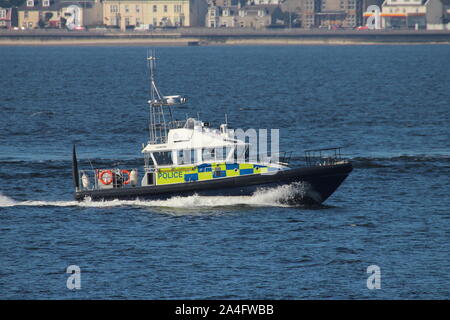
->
[74,163,352,205]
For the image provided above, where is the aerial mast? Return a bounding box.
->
[146,50,187,145]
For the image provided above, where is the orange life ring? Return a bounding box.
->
[99,170,113,185]
[121,170,131,185]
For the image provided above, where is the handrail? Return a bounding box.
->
[304,147,347,167]
[304,146,343,153]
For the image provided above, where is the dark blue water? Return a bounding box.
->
[0,45,449,299]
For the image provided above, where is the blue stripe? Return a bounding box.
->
[226,163,239,170]
[240,169,254,175]
[213,171,226,178]
[184,173,198,182]
[198,164,212,172]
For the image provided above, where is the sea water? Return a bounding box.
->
[0,45,449,299]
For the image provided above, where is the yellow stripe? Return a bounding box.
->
[198,171,213,180]
[259,167,268,173]
[155,163,272,185]
[239,163,253,170]
[226,169,240,177]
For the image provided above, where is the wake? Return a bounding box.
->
[0,183,313,209]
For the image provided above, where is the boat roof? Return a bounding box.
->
[142,118,245,153]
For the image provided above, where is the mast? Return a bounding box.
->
[146,50,186,145]
[147,50,165,144]
[72,144,80,191]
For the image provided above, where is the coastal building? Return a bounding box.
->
[101,0,208,29]
[206,4,283,28]
[18,0,58,29]
[444,0,450,28]
[380,0,445,30]
[208,0,236,6]
[18,0,103,29]
[362,0,384,11]
[363,0,447,30]
[315,0,363,28]
[247,0,282,4]
[206,4,220,27]
[281,0,367,29]
[281,0,318,28]
[0,7,17,29]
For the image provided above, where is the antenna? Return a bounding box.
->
[147,49,162,101]
[147,49,167,144]
[145,50,187,145]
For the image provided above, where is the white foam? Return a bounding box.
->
[0,183,309,209]
[0,193,17,207]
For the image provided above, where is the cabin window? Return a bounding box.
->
[214,147,226,161]
[202,148,229,162]
[144,153,154,167]
[202,148,215,162]
[178,150,187,164]
[176,149,197,165]
[223,147,230,161]
[153,151,173,166]
[234,145,249,162]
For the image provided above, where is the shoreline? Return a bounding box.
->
[1,38,450,46]
[1,29,450,46]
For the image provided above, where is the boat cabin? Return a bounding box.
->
[140,117,282,186]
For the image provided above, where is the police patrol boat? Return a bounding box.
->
[72,53,352,204]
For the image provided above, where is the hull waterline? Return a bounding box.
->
[74,163,352,205]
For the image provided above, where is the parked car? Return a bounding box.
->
[135,24,151,31]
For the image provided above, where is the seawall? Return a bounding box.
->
[1,29,450,46]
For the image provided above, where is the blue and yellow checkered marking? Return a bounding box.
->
[155,163,271,185]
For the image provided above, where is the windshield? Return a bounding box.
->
[152,151,173,166]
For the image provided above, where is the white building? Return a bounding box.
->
[380,0,445,30]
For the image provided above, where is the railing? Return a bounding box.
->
[150,120,186,130]
[304,147,347,167]
[78,168,138,191]
[278,151,293,164]
[149,120,186,144]
[260,151,292,164]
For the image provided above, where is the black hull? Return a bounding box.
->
[74,163,352,205]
